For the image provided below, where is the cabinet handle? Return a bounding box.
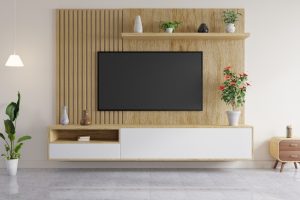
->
[290,155,298,158]
[289,143,298,147]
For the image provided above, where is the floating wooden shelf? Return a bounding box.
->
[121,32,250,40]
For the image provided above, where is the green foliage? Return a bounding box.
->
[160,21,182,31]
[0,92,31,160]
[223,10,242,24]
[218,66,250,110]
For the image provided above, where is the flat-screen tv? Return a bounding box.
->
[98,51,203,111]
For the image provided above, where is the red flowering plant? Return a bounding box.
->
[218,66,250,110]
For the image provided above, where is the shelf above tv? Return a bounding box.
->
[121,32,250,40]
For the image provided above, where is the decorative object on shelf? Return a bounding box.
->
[160,21,181,33]
[223,10,242,33]
[78,136,91,142]
[80,110,91,126]
[60,106,69,125]
[0,92,32,176]
[198,23,209,33]
[218,66,250,126]
[134,15,143,33]
[287,125,293,138]
[5,0,24,67]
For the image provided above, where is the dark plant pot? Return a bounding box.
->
[198,23,209,33]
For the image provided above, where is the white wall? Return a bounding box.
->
[0,0,300,168]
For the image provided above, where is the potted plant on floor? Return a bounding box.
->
[0,92,31,176]
[160,21,182,33]
[223,10,242,33]
[218,66,250,126]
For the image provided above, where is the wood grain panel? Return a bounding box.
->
[56,9,123,125]
[56,9,246,126]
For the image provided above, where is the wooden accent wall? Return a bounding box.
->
[56,8,246,125]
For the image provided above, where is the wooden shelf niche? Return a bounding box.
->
[121,32,250,40]
[49,126,119,144]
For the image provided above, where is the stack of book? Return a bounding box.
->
[78,136,90,142]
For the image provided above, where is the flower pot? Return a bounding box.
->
[226,111,240,126]
[134,15,143,33]
[6,159,19,176]
[165,28,174,33]
[226,23,236,33]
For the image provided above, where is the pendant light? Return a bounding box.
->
[5,0,24,67]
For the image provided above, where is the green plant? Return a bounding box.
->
[160,21,182,31]
[0,92,31,160]
[223,10,242,24]
[218,66,250,110]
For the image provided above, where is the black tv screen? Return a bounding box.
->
[98,51,203,111]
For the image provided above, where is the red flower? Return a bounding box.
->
[224,75,231,80]
[218,85,225,91]
[224,66,231,70]
[230,81,236,85]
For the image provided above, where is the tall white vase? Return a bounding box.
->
[226,23,236,33]
[134,15,143,33]
[60,106,69,125]
[226,110,240,126]
[6,159,18,176]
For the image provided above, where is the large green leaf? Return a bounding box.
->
[8,133,15,142]
[15,92,20,120]
[4,120,15,135]
[14,143,23,153]
[6,102,17,121]
[17,135,32,143]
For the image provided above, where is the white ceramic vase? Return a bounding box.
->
[226,23,236,33]
[165,28,174,33]
[226,110,240,126]
[6,159,19,176]
[134,15,143,33]
[60,106,69,125]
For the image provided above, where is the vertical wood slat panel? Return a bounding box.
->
[109,10,114,124]
[82,10,87,112]
[64,10,69,117]
[59,10,65,124]
[104,10,110,124]
[100,10,105,124]
[77,10,83,124]
[69,10,74,124]
[56,11,60,124]
[91,10,96,124]
[87,10,92,123]
[73,10,78,124]
[118,10,123,124]
[96,10,101,124]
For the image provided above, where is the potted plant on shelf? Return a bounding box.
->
[0,92,31,176]
[160,21,182,33]
[223,10,242,33]
[218,66,250,126]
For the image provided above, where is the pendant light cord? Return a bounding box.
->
[13,0,17,54]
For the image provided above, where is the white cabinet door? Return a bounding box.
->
[120,128,252,160]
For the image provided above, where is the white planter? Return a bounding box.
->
[134,15,143,33]
[226,111,241,126]
[165,28,174,33]
[60,106,69,125]
[226,23,236,33]
[6,159,19,176]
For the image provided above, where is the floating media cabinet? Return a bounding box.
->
[49,125,253,161]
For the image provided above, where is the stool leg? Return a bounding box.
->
[273,160,279,169]
[294,162,298,169]
[280,162,286,172]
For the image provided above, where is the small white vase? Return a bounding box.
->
[165,28,174,33]
[134,15,143,33]
[226,110,241,126]
[6,159,19,176]
[60,106,69,125]
[226,23,236,33]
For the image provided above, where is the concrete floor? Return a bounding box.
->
[0,168,300,200]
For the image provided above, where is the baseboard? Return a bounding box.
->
[0,160,276,169]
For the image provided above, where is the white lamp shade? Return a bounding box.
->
[5,54,24,67]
